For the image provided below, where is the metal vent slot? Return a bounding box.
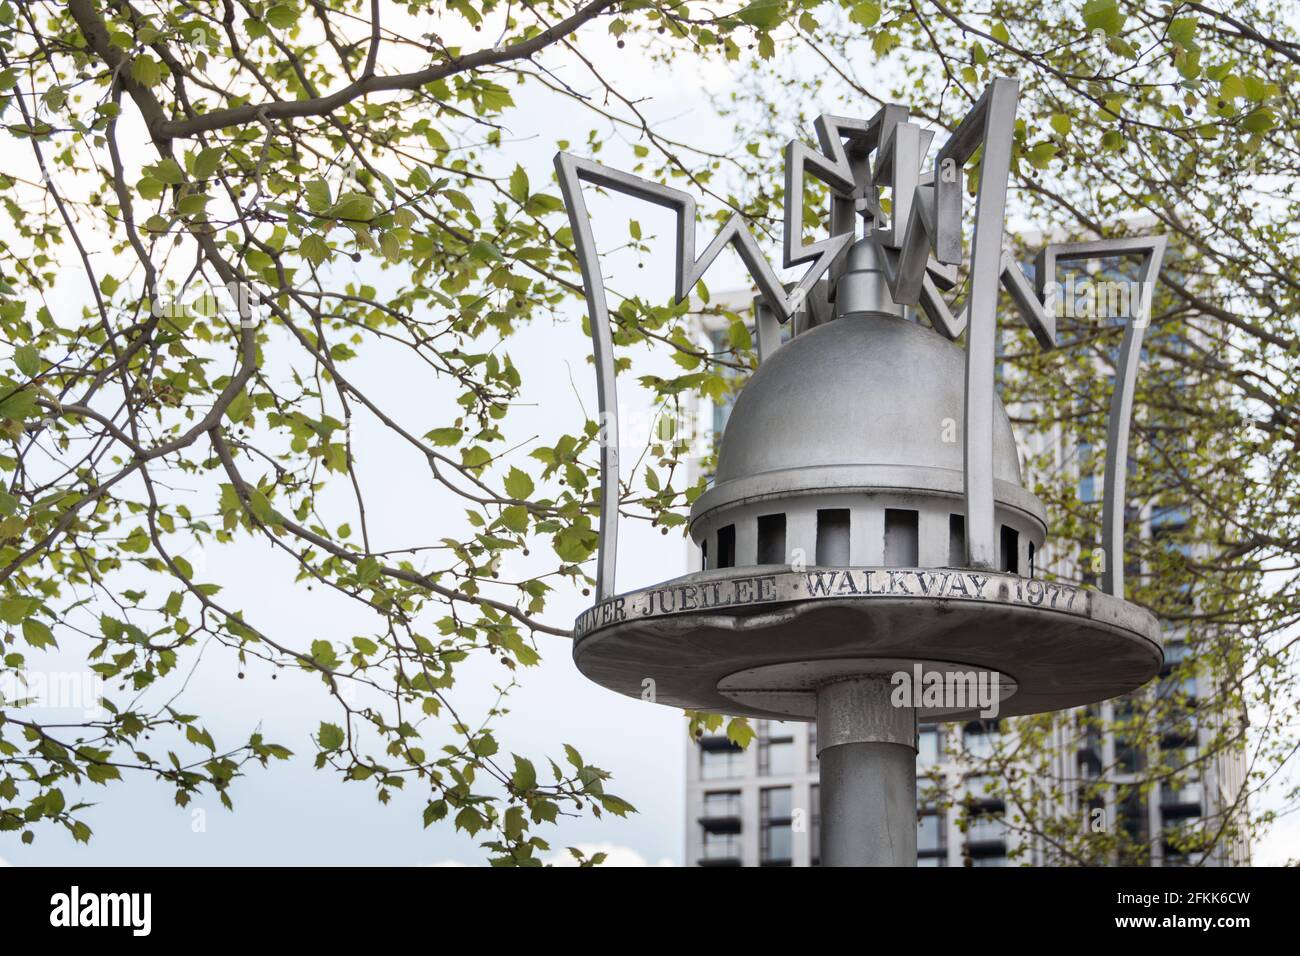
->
[948,514,966,567]
[1000,525,1019,574]
[716,525,736,569]
[816,509,851,565]
[884,509,919,567]
[757,514,787,566]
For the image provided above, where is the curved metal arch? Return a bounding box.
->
[1039,235,1169,599]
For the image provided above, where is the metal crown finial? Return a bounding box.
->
[556,76,1167,600]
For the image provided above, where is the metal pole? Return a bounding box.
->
[816,675,918,867]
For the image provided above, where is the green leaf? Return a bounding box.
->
[511,754,537,791]
[553,525,596,563]
[726,716,756,749]
[304,179,332,213]
[737,0,786,30]
[468,239,504,262]
[1242,108,1275,133]
[1027,141,1059,169]
[136,176,165,200]
[0,387,38,421]
[14,345,40,377]
[597,793,635,817]
[86,762,121,784]
[426,427,462,446]
[185,724,216,751]
[1219,75,1246,102]
[311,639,341,669]
[325,192,375,223]
[225,390,252,423]
[504,466,534,500]
[500,505,529,532]
[299,234,330,266]
[462,446,492,471]
[1082,0,1125,36]
[423,800,447,828]
[318,722,345,751]
[193,147,224,180]
[508,165,529,202]
[355,556,382,585]
[1168,16,1197,49]
[849,1,881,28]
[148,158,185,185]
[0,597,36,624]
[267,4,298,29]
[454,806,485,835]
[728,319,752,351]
[130,55,162,87]
[21,618,56,649]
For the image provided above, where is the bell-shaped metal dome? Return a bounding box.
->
[689,308,1047,574]
[716,313,1023,489]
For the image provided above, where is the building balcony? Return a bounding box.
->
[699,792,742,833]
[699,813,742,834]
[1160,783,1203,819]
[965,814,1009,853]
[698,836,743,867]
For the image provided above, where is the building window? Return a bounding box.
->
[1114,696,1147,773]
[918,811,946,859]
[918,725,940,766]
[816,509,850,565]
[1078,441,1097,503]
[810,784,820,867]
[758,721,794,776]
[757,513,787,565]
[807,722,819,771]
[760,787,793,866]
[699,737,745,780]
[963,720,1000,759]
[1117,787,1150,864]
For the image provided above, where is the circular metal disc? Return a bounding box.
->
[717,658,1018,721]
[572,566,1161,721]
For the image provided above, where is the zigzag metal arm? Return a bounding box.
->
[554,151,853,599]
[783,107,912,277]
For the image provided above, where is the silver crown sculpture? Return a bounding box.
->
[555,77,1168,865]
